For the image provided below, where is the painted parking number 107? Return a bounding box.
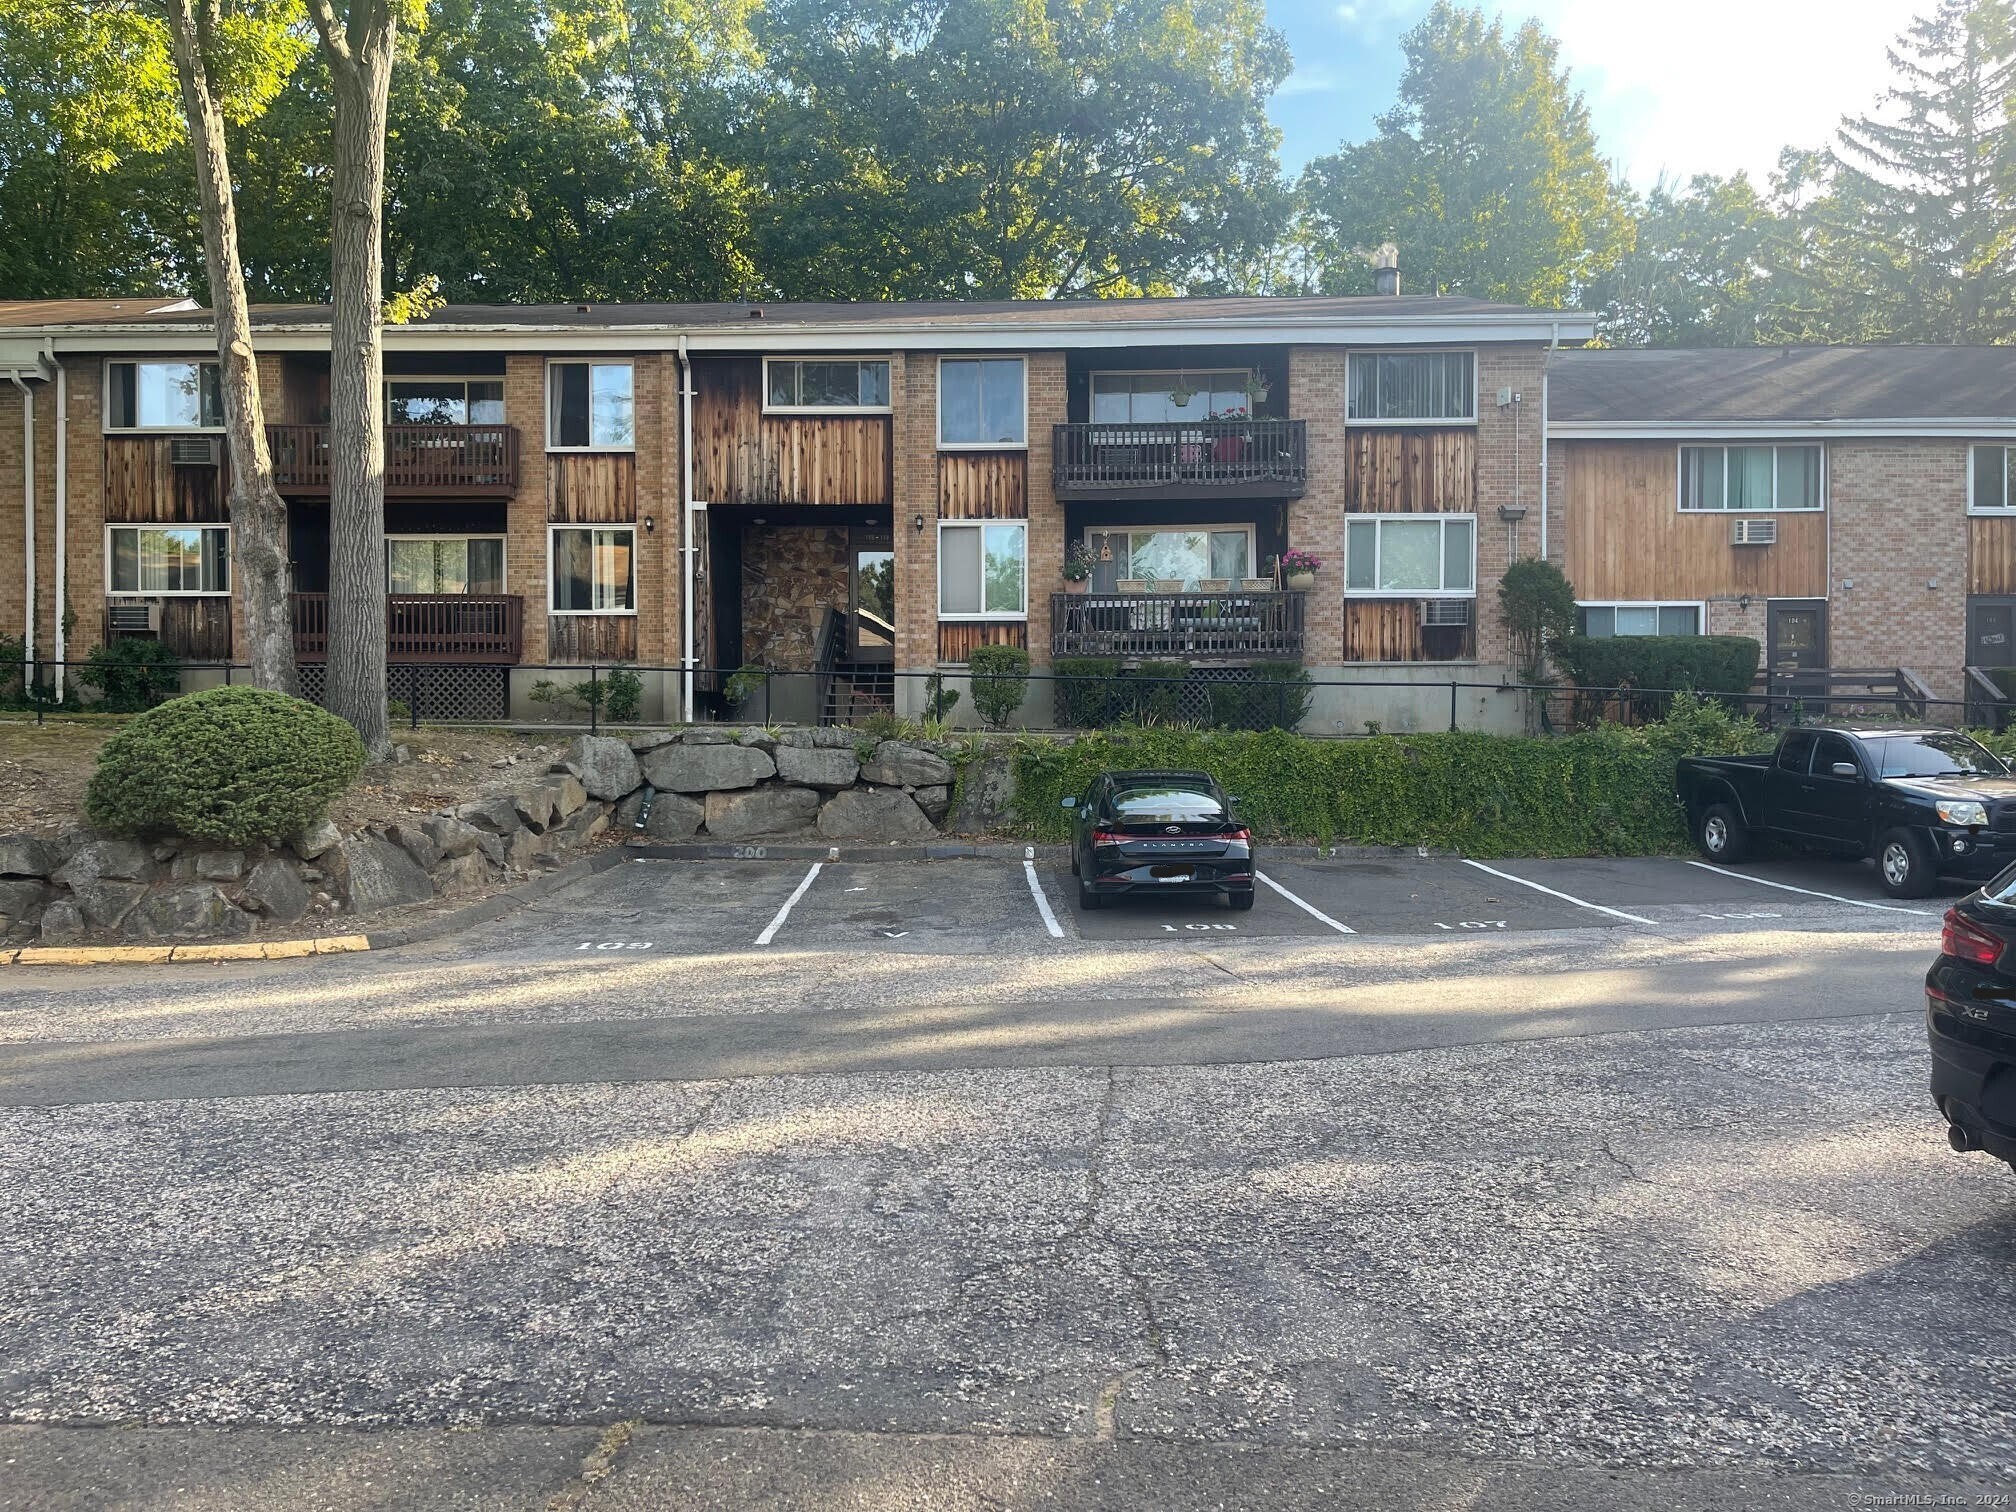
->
[1433,920,1507,930]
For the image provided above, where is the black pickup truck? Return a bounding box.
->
[1675,726,2016,897]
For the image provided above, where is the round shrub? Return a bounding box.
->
[84,686,366,848]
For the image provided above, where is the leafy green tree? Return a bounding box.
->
[1593,174,1781,347]
[743,0,1293,298]
[1295,2,1633,306]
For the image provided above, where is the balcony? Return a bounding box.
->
[267,423,520,497]
[1052,418,1307,500]
[1050,589,1306,663]
[291,593,524,664]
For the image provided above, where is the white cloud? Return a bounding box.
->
[1279,64,1341,96]
[1531,0,1907,186]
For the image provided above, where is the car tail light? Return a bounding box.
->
[1942,907,2005,968]
[1220,827,1251,843]
[1092,830,1124,847]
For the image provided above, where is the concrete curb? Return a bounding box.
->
[6,935,370,967]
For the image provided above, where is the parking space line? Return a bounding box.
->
[1682,860,1939,916]
[1254,870,1356,934]
[1461,859,1658,926]
[1023,859,1065,939]
[755,862,824,945]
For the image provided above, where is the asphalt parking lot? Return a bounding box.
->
[489,847,1958,961]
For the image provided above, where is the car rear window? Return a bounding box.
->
[1112,787,1223,823]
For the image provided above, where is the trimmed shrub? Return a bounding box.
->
[968,643,1031,728]
[85,685,366,847]
[1009,693,1770,853]
[1499,557,1577,681]
[1552,634,1760,697]
[1054,657,1121,726]
[1128,660,1189,724]
[75,638,182,713]
[1204,662,1313,731]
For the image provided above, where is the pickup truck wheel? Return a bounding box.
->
[1877,829,1936,899]
[1695,803,1750,863]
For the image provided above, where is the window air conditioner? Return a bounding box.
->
[107,601,162,635]
[169,436,221,467]
[1731,517,1777,546]
[1419,599,1472,627]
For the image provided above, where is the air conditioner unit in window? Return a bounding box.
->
[106,601,162,636]
[169,436,220,467]
[1419,599,1472,627]
[1731,517,1778,546]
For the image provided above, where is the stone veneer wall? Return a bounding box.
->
[741,525,852,667]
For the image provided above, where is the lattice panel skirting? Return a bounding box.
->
[296,665,509,722]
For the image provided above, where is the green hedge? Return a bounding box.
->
[967,643,1031,728]
[1010,694,1771,854]
[1552,634,1760,695]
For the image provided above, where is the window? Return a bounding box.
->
[1576,602,1703,637]
[107,525,230,594]
[388,379,505,426]
[763,358,891,412]
[938,521,1026,618]
[1090,370,1254,425]
[1972,445,2014,512]
[1811,732,1859,780]
[1344,515,1475,595]
[547,361,634,449]
[387,537,505,595]
[1087,527,1253,588]
[1678,445,1823,510]
[1346,352,1475,423]
[107,361,222,430]
[938,358,1026,447]
[549,526,635,613]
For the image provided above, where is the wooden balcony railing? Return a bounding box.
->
[1052,418,1307,499]
[267,424,520,496]
[1051,590,1306,663]
[292,593,523,663]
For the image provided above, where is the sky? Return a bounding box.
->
[1267,0,1917,188]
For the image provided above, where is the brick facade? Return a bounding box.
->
[1829,439,1969,704]
[1474,345,1549,667]
[1286,347,1345,666]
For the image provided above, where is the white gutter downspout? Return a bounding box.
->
[678,335,698,724]
[53,361,66,702]
[9,371,34,674]
[1539,320,1560,564]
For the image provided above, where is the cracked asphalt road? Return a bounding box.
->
[2,857,2014,1510]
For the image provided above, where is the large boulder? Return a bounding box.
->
[564,736,643,801]
[774,746,860,791]
[551,803,610,846]
[860,741,954,788]
[170,849,247,883]
[512,785,558,833]
[386,824,443,871]
[291,819,342,861]
[913,785,952,824]
[420,815,485,859]
[71,881,149,930]
[0,879,49,929]
[704,786,820,839]
[122,885,254,942]
[640,743,775,794]
[777,727,862,750]
[640,793,705,840]
[38,899,84,944]
[455,796,524,836]
[817,787,937,841]
[735,726,779,753]
[679,728,738,746]
[241,856,312,924]
[53,839,158,890]
[946,751,1016,833]
[627,730,679,755]
[431,851,490,899]
[0,836,55,878]
[545,775,588,822]
[326,835,434,913]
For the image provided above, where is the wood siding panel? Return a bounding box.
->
[102,438,228,522]
[547,615,639,662]
[693,358,891,506]
[158,599,233,660]
[938,621,1028,662]
[1561,442,1827,601]
[938,453,1028,519]
[1345,429,1476,514]
[548,452,637,523]
[1970,517,2016,594]
[1344,600,1420,661]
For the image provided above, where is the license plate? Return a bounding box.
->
[1150,866,1193,882]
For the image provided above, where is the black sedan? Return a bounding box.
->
[1926,867,2016,1176]
[1063,769,1254,911]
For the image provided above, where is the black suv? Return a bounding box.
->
[1063,769,1254,911]
[1927,868,2016,1177]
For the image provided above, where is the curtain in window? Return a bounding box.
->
[1440,519,1474,590]
[939,526,983,614]
[1348,353,1474,421]
[1977,446,2010,509]
[1776,447,1821,509]
[1680,447,1725,509]
[1345,521,1377,589]
[1728,447,1774,509]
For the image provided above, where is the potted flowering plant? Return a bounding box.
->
[1279,549,1322,591]
[1062,541,1096,592]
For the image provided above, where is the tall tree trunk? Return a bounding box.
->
[162,0,297,694]
[310,0,397,760]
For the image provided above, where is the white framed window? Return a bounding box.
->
[546,361,635,450]
[387,536,506,595]
[1971,445,2015,513]
[105,360,223,431]
[937,521,1027,618]
[1344,514,1475,596]
[387,378,505,427]
[1576,601,1704,637]
[106,524,230,595]
[1346,351,1476,424]
[1086,526,1254,587]
[938,357,1026,448]
[1677,444,1824,511]
[548,525,636,613]
[763,357,891,413]
[1090,370,1255,424]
